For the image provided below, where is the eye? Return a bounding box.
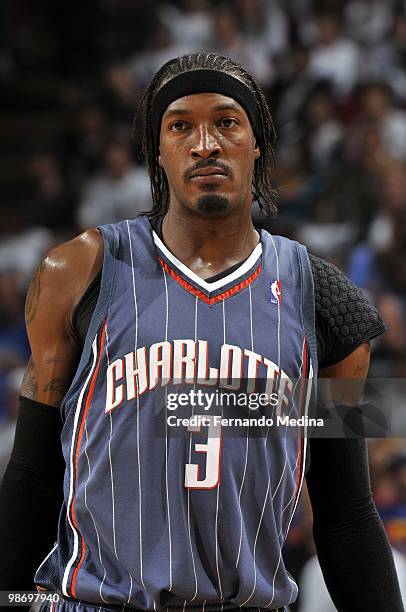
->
[218,118,238,128]
[169,121,188,131]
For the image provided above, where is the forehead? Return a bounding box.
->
[162,92,247,117]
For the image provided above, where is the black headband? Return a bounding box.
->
[151,69,263,149]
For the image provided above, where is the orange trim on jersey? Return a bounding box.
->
[69,321,107,598]
[158,257,262,305]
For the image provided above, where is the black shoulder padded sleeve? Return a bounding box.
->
[307,437,404,611]
[309,254,386,369]
[0,397,65,592]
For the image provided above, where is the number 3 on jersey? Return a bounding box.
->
[184,416,222,489]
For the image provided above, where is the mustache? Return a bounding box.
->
[184,159,232,180]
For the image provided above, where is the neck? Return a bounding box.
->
[161,206,259,280]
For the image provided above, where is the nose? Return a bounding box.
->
[190,124,222,159]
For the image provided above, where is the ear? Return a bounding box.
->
[158,153,163,167]
[254,143,260,159]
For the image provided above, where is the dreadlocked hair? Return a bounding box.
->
[136,52,277,218]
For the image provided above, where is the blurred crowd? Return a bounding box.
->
[1,0,406,607]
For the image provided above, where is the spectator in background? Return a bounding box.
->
[104,67,142,125]
[376,211,406,296]
[309,12,361,96]
[0,273,29,423]
[0,210,54,285]
[77,138,152,230]
[64,104,108,181]
[369,293,406,377]
[210,5,275,88]
[0,272,29,375]
[159,0,213,50]
[303,87,343,170]
[127,19,190,88]
[360,81,406,160]
[275,44,321,142]
[322,120,383,235]
[27,151,77,233]
[345,0,394,45]
[362,12,406,101]
[368,160,406,253]
[236,0,289,57]
[260,144,323,232]
[348,168,406,293]
[0,367,24,479]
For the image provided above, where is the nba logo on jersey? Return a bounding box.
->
[270,279,282,304]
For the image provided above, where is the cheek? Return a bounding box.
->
[160,143,184,176]
[159,150,175,176]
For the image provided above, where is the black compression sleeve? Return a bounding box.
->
[307,437,404,612]
[0,397,65,591]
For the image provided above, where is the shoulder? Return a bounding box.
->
[25,229,104,332]
[308,253,386,367]
[40,228,103,284]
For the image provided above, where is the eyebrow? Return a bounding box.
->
[164,102,242,118]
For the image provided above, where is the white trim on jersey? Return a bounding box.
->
[35,541,58,577]
[127,220,148,596]
[152,231,262,292]
[162,267,174,592]
[105,327,119,562]
[126,573,134,610]
[62,333,99,597]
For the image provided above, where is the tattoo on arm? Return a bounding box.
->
[25,262,43,325]
[43,378,70,400]
[21,357,38,400]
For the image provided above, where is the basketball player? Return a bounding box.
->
[0,53,404,612]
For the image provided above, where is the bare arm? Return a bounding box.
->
[318,341,370,405]
[21,228,104,406]
[0,229,103,592]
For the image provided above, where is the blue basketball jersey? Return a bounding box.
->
[35,216,317,610]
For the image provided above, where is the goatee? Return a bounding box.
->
[197,195,230,214]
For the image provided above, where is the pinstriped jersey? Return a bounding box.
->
[35,216,317,610]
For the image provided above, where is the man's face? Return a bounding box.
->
[158,92,260,216]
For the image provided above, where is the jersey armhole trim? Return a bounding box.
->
[59,225,119,413]
[295,242,318,477]
[296,242,318,377]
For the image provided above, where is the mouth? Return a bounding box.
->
[190,168,228,182]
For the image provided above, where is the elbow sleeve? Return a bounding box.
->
[0,397,65,591]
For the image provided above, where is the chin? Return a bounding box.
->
[196,194,231,215]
